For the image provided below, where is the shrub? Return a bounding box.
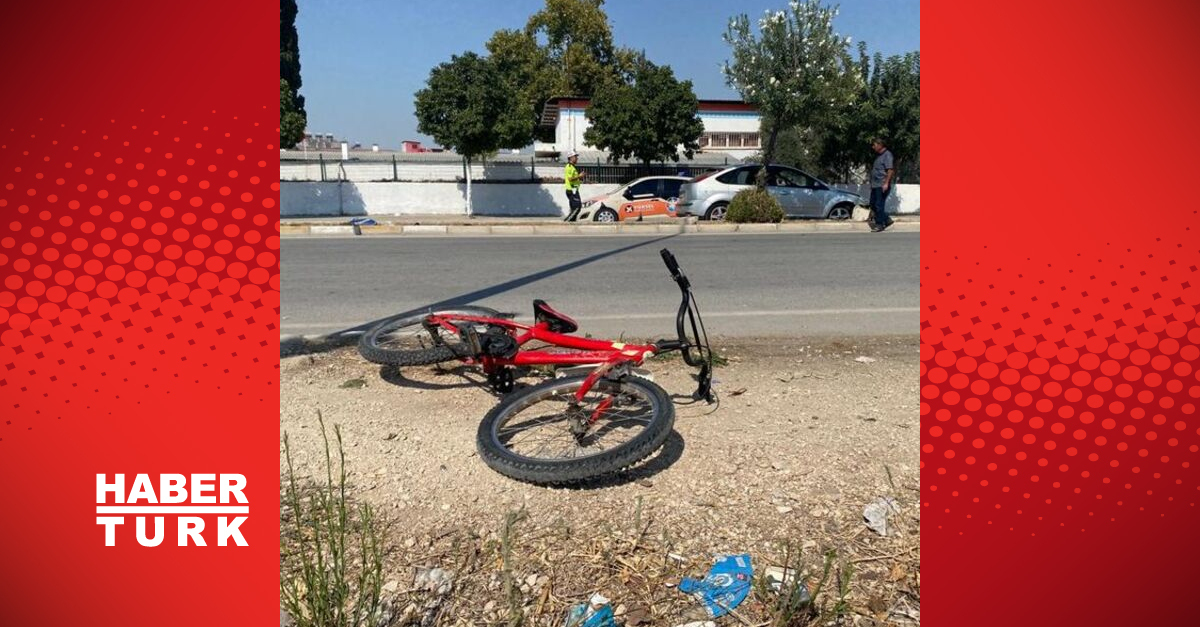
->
[726,187,784,223]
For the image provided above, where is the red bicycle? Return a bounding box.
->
[357,249,714,484]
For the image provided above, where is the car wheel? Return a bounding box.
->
[828,203,853,220]
[594,207,618,222]
[704,203,728,221]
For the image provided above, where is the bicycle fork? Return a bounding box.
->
[566,360,631,441]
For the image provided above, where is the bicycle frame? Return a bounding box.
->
[424,313,658,402]
[401,248,712,406]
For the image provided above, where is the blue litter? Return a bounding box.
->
[678,553,753,618]
[563,593,617,627]
[348,217,378,226]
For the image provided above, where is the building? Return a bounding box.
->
[401,140,444,153]
[294,132,343,151]
[534,97,762,161]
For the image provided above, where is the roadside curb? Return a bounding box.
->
[280,220,920,237]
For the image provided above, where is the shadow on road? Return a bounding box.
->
[281,233,678,357]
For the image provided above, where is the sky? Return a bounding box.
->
[293,0,920,148]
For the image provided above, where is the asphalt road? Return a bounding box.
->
[281,232,919,339]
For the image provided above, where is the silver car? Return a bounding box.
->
[676,164,862,221]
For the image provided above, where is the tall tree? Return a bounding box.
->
[584,60,704,165]
[722,1,860,176]
[414,53,523,215]
[753,43,921,184]
[485,0,638,147]
[280,0,307,149]
[860,51,921,182]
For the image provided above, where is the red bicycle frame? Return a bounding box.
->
[425,313,658,403]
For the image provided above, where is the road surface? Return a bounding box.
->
[281,232,919,339]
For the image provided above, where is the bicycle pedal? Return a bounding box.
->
[488,367,515,394]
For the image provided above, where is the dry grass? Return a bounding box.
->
[309,478,920,627]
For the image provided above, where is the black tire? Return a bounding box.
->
[704,202,729,221]
[476,374,675,485]
[828,203,854,220]
[358,306,500,366]
[594,207,618,223]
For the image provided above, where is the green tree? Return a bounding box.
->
[485,0,638,147]
[280,0,307,149]
[722,1,860,177]
[860,51,920,182]
[583,60,704,165]
[414,53,524,215]
[749,42,920,185]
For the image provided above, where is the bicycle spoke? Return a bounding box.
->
[494,382,657,462]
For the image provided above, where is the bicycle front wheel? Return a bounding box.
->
[476,374,675,485]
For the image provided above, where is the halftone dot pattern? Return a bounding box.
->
[921,237,1200,534]
[0,109,279,443]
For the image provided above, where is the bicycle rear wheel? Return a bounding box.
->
[357,306,499,366]
[476,374,674,485]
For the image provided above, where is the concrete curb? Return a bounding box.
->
[280,221,920,237]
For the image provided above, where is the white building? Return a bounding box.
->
[534,97,762,161]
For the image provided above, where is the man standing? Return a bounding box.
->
[563,150,584,221]
[869,138,895,232]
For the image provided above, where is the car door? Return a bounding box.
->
[621,179,661,220]
[765,166,805,216]
[772,167,822,217]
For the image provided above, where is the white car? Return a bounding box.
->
[572,176,689,222]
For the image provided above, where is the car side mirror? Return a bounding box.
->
[622,189,633,199]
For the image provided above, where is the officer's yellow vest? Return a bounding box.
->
[564,163,581,191]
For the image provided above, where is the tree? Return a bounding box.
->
[485,29,551,149]
[280,0,307,149]
[722,1,860,177]
[584,60,704,165]
[860,51,920,182]
[485,0,639,147]
[414,53,523,215]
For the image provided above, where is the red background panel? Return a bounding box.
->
[925,0,1200,624]
[0,1,278,626]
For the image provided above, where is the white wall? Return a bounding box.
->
[281,181,920,217]
[281,181,616,217]
[834,184,921,216]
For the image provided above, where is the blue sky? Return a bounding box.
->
[293,0,920,148]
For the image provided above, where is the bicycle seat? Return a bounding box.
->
[533,299,578,334]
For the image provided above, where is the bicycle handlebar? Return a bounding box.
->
[660,249,689,289]
[658,248,714,403]
[661,248,699,362]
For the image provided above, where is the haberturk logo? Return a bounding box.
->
[95,474,249,547]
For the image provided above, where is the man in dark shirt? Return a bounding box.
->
[869,138,895,232]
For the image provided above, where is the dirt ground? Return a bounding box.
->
[280,335,921,626]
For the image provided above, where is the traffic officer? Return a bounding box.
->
[563,150,584,221]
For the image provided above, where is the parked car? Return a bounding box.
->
[676,165,862,221]
[573,176,690,222]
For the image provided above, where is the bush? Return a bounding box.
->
[726,187,784,223]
